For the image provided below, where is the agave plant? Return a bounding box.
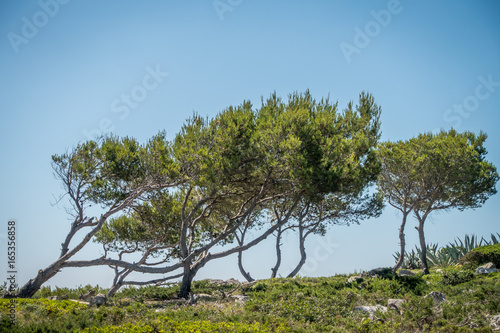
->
[393,248,421,269]
[426,244,456,268]
[393,233,500,270]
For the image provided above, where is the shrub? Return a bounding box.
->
[459,243,500,268]
[440,269,475,286]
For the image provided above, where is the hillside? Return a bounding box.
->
[1,266,500,332]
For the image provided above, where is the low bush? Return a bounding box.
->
[459,243,500,268]
[440,269,475,286]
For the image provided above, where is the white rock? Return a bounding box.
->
[476,262,497,274]
[354,304,387,318]
[425,291,447,304]
[398,269,415,276]
[347,275,363,284]
[230,295,249,303]
[387,298,405,312]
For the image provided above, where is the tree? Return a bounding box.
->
[15,133,180,298]
[15,90,382,299]
[237,190,382,280]
[379,130,498,274]
[90,90,382,297]
[377,140,422,271]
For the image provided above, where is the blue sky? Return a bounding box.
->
[1,0,499,289]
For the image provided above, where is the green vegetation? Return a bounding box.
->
[395,234,500,270]
[377,131,498,274]
[1,269,499,332]
[460,244,500,268]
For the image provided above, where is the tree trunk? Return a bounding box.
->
[16,263,63,298]
[417,218,429,275]
[287,227,306,278]
[237,249,254,282]
[178,263,195,299]
[393,212,409,272]
[270,227,282,278]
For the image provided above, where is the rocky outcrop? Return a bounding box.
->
[79,289,95,301]
[89,294,107,307]
[425,291,447,304]
[230,295,249,303]
[387,299,405,314]
[346,275,363,284]
[489,314,500,331]
[398,269,415,276]
[476,262,497,274]
[354,305,387,319]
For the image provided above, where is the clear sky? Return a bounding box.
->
[1,0,499,289]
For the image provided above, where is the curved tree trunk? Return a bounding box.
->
[270,227,283,278]
[416,218,429,275]
[287,227,306,278]
[16,261,63,298]
[237,249,254,282]
[393,211,409,272]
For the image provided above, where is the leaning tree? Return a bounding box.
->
[15,133,181,298]
[87,90,383,297]
[13,90,382,299]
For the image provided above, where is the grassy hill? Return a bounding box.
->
[1,267,499,332]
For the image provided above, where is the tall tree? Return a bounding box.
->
[412,130,498,274]
[377,140,421,271]
[379,130,498,274]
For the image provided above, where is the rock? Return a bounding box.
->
[387,299,405,313]
[230,295,249,303]
[48,296,59,300]
[354,305,387,319]
[60,295,69,300]
[361,267,394,279]
[476,262,497,274]
[347,275,363,284]
[425,291,447,304]
[398,269,415,276]
[208,279,224,285]
[436,269,443,273]
[224,278,240,285]
[489,315,500,330]
[193,293,217,302]
[79,289,95,301]
[88,294,107,307]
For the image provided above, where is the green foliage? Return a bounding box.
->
[440,269,475,286]
[395,233,500,270]
[459,243,500,268]
[2,271,500,332]
[33,284,107,300]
